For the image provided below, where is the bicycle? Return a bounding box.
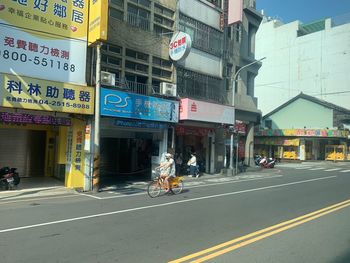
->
[147,168,184,198]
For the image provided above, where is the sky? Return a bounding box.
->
[256,0,350,24]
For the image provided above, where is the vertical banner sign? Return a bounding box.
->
[0,0,88,85]
[88,0,108,45]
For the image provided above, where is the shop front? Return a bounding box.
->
[99,88,179,183]
[177,98,234,174]
[0,74,94,189]
[254,128,349,161]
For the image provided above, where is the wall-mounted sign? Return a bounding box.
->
[255,129,349,138]
[101,88,179,123]
[255,137,300,146]
[175,126,213,137]
[0,1,88,85]
[0,73,94,115]
[180,98,234,124]
[0,112,71,126]
[169,31,192,61]
[114,119,169,129]
[88,0,108,45]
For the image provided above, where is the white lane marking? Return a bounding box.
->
[340,169,350,173]
[0,176,336,234]
[83,175,283,200]
[295,167,313,170]
[324,168,342,172]
[308,167,326,170]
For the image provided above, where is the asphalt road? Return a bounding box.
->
[0,162,350,263]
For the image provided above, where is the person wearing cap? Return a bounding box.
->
[157,153,176,193]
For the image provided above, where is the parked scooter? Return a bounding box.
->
[0,166,20,190]
[259,157,276,168]
[254,155,263,166]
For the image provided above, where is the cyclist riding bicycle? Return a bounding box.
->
[157,153,176,193]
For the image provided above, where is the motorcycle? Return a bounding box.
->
[254,155,263,166]
[0,166,20,190]
[259,157,276,168]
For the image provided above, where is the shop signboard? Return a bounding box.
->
[169,31,192,61]
[113,119,168,129]
[255,129,349,138]
[255,137,300,146]
[180,98,234,124]
[0,112,71,126]
[0,0,88,84]
[88,0,108,45]
[100,88,179,123]
[0,73,94,115]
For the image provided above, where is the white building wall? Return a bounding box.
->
[255,17,350,115]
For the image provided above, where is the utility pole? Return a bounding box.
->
[92,42,101,192]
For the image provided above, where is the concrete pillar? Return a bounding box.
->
[245,122,254,166]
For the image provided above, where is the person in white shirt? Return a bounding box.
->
[158,153,175,193]
[187,153,197,177]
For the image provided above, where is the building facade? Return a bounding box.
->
[0,0,94,190]
[87,0,180,184]
[255,13,350,115]
[255,93,350,161]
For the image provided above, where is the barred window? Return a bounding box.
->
[177,67,224,103]
[179,14,223,57]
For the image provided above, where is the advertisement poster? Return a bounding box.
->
[0,0,88,85]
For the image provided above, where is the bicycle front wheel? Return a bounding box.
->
[147,181,161,198]
[171,180,184,195]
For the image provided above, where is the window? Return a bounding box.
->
[130,0,150,8]
[152,56,172,68]
[154,25,172,36]
[126,49,149,62]
[179,14,223,57]
[154,4,174,18]
[125,60,148,73]
[154,15,173,28]
[108,45,122,55]
[110,0,123,8]
[127,4,150,31]
[110,8,123,21]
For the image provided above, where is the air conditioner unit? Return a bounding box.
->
[160,82,177,97]
[101,71,116,86]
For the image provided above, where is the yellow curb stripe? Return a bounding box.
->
[169,199,350,263]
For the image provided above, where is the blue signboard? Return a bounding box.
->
[100,88,179,123]
[114,119,169,129]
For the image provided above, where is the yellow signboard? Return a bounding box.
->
[88,0,108,45]
[0,73,94,115]
[0,0,88,39]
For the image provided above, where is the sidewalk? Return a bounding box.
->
[0,177,76,201]
[0,166,263,200]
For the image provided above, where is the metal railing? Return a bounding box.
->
[127,12,150,31]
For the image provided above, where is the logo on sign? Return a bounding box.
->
[104,94,130,108]
[169,31,192,61]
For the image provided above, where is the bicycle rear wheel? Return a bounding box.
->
[147,181,161,198]
[171,180,184,195]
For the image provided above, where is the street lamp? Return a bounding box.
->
[229,57,266,175]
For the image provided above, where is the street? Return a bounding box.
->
[1,162,350,263]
